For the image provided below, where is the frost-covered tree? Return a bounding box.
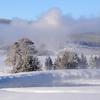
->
[54,50,80,69]
[89,56,96,69]
[45,57,53,70]
[95,56,100,68]
[78,54,88,69]
[5,38,41,73]
[20,55,41,72]
[69,53,80,69]
[89,56,100,69]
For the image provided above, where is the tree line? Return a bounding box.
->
[5,38,100,73]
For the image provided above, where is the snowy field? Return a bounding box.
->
[1,87,100,100]
[0,69,100,100]
[0,55,100,99]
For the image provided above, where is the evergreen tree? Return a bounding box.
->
[45,57,53,70]
[96,56,100,68]
[89,56,96,69]
[79,54,88,69]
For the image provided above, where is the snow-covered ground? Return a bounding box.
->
[0,55,100,99]
[0,69,100,100]
[1,69,100,88]
[1,87,100,100]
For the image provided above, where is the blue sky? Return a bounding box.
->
[0,0,100,20]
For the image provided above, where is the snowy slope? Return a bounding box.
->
[0,69,100,100]
[0,69,100,88]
